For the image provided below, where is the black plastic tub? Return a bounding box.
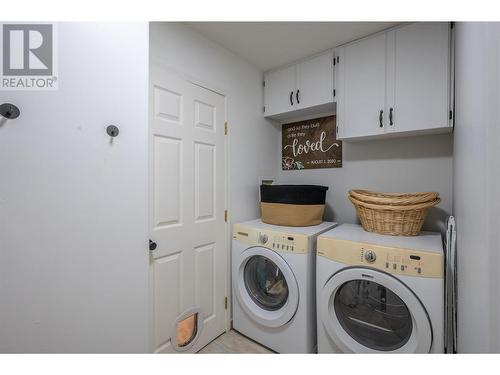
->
[260,185,329,226]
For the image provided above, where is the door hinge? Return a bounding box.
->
[224,296,228,310]
[224,122,228,135]
[224,210,228,222]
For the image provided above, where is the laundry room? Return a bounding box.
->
[1,1,500,373]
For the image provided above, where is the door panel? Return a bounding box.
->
[195,243,216,320]
[388,23,450,133]
[154,86,183,123]
[154,136,182,228]
[149,66,227,353]
[264,65,296,116]
[194,142,215,221]
[296,50,334,109]
[153,253,181,349]
[337,34,387,139]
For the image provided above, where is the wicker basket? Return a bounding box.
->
[349,195,441,236]
[349,189,440,206]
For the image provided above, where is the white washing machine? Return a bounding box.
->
[232,219,337,353]
[316,224,444,353]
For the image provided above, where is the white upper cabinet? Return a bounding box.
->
[386,22,451,134]
[264,64,296,117]
[296,51,334,110]
[336,22,452,141]
[336,34,387,139]
[264,50,334,119]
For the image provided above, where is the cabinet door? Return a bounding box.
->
[264,65,296,116]
[296,50,334,109]
[387,23,450,133]
[337,33,387,139]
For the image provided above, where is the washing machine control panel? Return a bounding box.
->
[317,238,444,278]
[233,224,311,253]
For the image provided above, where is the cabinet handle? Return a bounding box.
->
[389,107,394,126]
[290,91,294,106]
[296,90,300,104]
[379,109,384,128]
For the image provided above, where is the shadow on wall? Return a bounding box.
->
[324,205,449,235]
[344,133,453,162]
[279,133,454,234]
[343,135,453,234]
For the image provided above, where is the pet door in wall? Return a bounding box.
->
[171,307,204,351]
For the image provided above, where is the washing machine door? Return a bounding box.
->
[235,246,299,328]
[320,267,432,353]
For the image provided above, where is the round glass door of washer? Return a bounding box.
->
[235,247,299,328]
[244,255,289,311]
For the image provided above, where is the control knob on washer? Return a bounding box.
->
[364,250,377,263]
[259,234,268,244]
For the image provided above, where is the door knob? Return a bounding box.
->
[149,240,157,251]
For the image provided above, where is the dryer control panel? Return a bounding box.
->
[233,224,311,253]
[317,237,444,278]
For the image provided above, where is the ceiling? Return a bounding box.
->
[186,22,399,71]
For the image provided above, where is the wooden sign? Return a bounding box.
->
[282,115,342,170]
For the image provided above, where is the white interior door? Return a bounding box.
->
[149,65,227,353]
[337,34,387,139]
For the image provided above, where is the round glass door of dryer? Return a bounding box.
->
[334,279,413,351]
[319,268,432,353]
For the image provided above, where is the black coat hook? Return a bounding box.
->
[0,103,20,120]
[106,125,119,137]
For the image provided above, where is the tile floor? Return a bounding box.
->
[198,330,274,354]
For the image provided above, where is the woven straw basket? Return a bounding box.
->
[349,189,440,206]
[348,190,441,236]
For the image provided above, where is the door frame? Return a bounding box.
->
[147,59,231,352]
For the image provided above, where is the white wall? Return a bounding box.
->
[278,134,453,232]
[149,23,280,224]
[0,23,150,353]
[454,22,500,353]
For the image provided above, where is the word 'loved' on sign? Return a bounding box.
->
[281,116,342,170]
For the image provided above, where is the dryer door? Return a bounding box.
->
[320,267,432,353]
[235,246,299,327]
